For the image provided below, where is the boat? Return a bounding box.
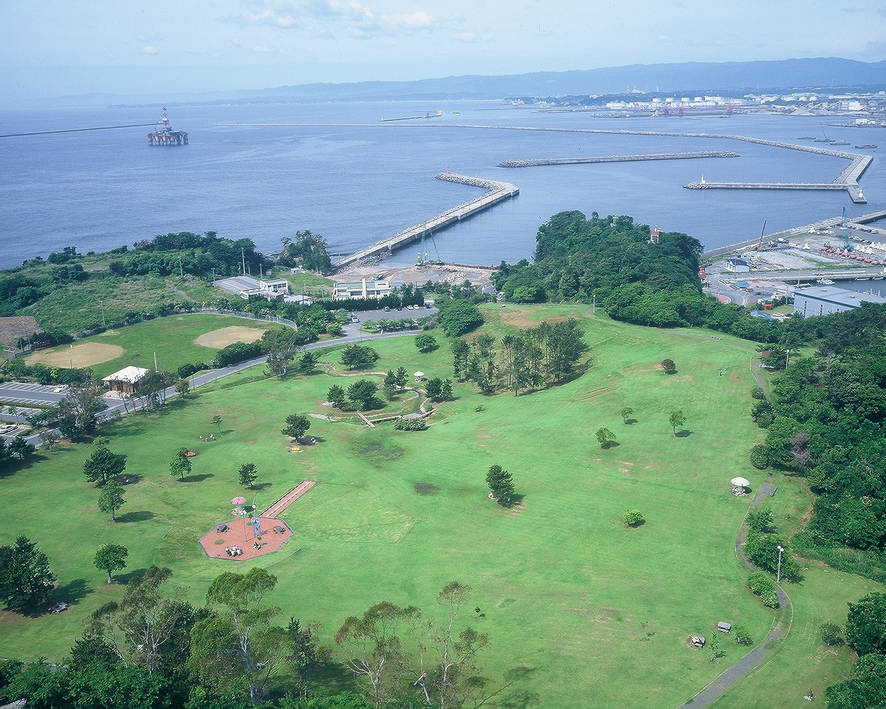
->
[856,277,870,281]
[798,136,815,140]
[817,278,835,285]
[855,144,878,149]
[147,107,188,145]
[832,140,850,146]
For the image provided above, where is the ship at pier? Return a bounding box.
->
[147,108,188,145]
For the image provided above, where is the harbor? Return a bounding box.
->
[332,173,519,271]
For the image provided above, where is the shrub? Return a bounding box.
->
[751,386,766,400]
[622,510,644,527]
[660,358,676,374]
[820,623,845,647]
[733,624,754,646]
[747,571,780,608]
[749,444,769,470]
[211,341,263,368]
[177,362,207,378]
[394,417,427,431]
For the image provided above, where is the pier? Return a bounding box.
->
[685,152,872,204]
[333,173,518,271]
[498,151,739,168]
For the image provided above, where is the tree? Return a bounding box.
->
[425,378,443,402]
[334,601,417,709]
[596,427,617,449]
[394,367,409,389]
[86,566,198,676]
[297,351,320,375]
[437,299,483,337]
[57,381,107,438]
[140,370,174,409]
[169,447,192,481]
[440,379,454,401]
[191,568,286,705]
[620,406,634,424]
[98,479,127,521]
[451,339,470,380]
[282,414,311,441]
[340,344,380,370]
[347,380,381,411]
[668,409,686,436]
[286,619,330,701]
[486,464,515,506]
[732,624,754,646]
[7,435,35,461]
[94,544,128,583]
[327,384,347,408]
[660,358,677,374]
[0,535,56,609]
[38,428,60,452]
[263,329,300,379]
[238,463,259,489]
[83,438,127,486]
[174,378,191,399]
[622,509,644,527]
[414,334,438,353]
[211,415,223,435]
[846,592,886,656]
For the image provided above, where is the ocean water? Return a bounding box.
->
[1,100,884,270]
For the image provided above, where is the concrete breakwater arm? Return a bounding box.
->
[332,173,518,270]
[498,151,739,168]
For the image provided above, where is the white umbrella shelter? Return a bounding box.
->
[731,477,750,488]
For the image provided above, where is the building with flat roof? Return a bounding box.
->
[332,279,391,301]
[793,285,886,317]
[102,366,150,394]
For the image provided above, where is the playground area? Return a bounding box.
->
[197,481,315,561]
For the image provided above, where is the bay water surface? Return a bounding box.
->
[1,100,883,270]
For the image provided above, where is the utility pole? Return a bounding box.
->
[179,255,183,277]
[153,351,159,372]
[776,545,784,583]
[241,248,246,276]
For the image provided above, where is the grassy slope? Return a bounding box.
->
[0,305,868,707]
[22,275,219,333]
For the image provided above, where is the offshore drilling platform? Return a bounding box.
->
[147,108,188,145]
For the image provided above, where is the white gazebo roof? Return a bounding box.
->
[102,366,150,384]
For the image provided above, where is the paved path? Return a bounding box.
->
[261,480,316,517]
[677,482,793,709]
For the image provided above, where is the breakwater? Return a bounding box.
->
[332,173,518,270]
[498,151,739,168]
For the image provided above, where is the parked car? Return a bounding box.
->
[49,602,69,613]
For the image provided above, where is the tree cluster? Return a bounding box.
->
[340,344,380,370]
[328,380,382,411]
[277,231,332,274]
[752,303,886,579]
[453,319,588,396]
[826,592,886,708]
[0,536,56,610]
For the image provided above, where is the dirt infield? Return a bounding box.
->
[194,325,269,349]
[27,342,124,368]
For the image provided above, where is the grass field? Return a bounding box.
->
[0,305,869,707]
[25,314,275,378]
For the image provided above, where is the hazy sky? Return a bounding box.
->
[3,0,885,101]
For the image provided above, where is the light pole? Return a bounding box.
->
[776,545,784,583]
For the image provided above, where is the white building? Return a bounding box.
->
[725,258,751,273]
[332,279,392,301]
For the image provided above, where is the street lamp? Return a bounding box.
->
[776,545,784,583]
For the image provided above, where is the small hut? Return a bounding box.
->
[102,366,150,394]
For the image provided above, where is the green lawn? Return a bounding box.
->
[26,313,276,378]
[0,305,865,707]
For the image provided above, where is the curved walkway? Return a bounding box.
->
[677,488,794,708]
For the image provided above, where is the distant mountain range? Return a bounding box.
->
[77,57,885,109]
[242,58,886,102]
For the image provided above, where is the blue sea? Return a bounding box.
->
[1,100,884,270]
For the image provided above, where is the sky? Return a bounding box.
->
[2,0,885,102]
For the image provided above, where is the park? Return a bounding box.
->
[0,303,876,708]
